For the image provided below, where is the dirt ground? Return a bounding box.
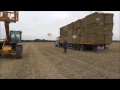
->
[0,42,120,79]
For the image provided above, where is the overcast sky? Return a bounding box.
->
[0,11,119,40]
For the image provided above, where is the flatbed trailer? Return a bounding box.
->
[59,42,109,51]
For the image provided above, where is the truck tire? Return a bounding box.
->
[16,46,23,59]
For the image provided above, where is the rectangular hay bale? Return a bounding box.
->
[68,29,72,37]
[68,37,73,43]
[105,14,114,23]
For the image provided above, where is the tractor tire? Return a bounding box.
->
[16,46,23,59]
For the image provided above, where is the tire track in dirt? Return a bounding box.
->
[0,42,119,79]
[35,43,86,78]
[0,44,31,79]
[0,42,29,79]
[37,43,120,79]
[29,43,67,79]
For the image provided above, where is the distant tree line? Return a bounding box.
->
[112,40,120,42]
[22,39,55,42]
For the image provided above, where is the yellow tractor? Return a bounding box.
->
[0,11,23,59]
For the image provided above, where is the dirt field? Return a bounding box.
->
[0,42,120,79]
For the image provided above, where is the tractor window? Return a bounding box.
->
[11,33,20,40]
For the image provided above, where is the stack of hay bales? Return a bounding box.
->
[60,12,113,44]
[67,22,74,43]
[79,12,114,44]
[60,25,68,43]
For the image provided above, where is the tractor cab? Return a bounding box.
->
[10,31,22,43]
[10,31,22,51]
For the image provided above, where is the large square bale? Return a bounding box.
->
[72,29,77,35]
[86,12,104,25]
[85,34,105,44]
[105,34,113,44]
[76,19,82,28]
[76,28,81,35]
[68,37,73,43]
[73,21,77,29]
[80,27,85,35]
[82,18,87,26]
[73,38,77,43]
[105,13,114,23]
[79,35,85,43]
[68,29,72,37]
[105,23,114,29]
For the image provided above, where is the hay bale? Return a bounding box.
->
[85,34,105,44]
[60,37,68,43]
[105,13,114,23]
[69,22,74,29]
[84,23,113,34]
[79,35,85,43]
[63,31,68,37]
[104,30,113,35]
[105,23,114,29]
[86,12,104,25]
[68,37,73,43]
[80,27,85,35]
[76,19,82,29]
[72,29,77,35]
[82,18,87,26]
[73,38,77,43]
[73,21,77,29]
[105,34,113,44]
[68,29,72,37]
[77,28,81,36]
[85,24,97,34]
[76,36,80,43]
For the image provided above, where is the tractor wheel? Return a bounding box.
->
[16,46,23,59]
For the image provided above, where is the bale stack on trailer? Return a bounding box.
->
[59,12,114,50]
[79,12,114,44]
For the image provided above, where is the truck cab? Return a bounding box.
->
[55,40,59,47]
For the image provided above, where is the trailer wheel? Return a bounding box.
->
[16,46,23,59]
[80,45,85,51]
[72,45,74,49]
[73,45,77,50]
[77,45,80,51]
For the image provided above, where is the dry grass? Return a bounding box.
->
[0,42,120,79]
